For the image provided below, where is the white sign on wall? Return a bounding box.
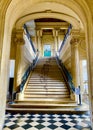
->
[9,60,15,78]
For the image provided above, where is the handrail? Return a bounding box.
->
[23,24,36,53]
[20,53,39,92]
[56,55,75,93]
[59,24,72,53]
[12,53,39,101]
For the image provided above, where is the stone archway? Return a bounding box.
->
[15,12,80,29]
[0,0,93,129]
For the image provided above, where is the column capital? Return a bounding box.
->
[13,29,24,45]
[52,29,59,37]
[71,29,85,39]
[36,29,42,37]
[70,37,80,45]
[70,29,85,45]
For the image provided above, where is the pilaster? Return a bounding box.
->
[70,30,81,101]
[13,29,24,91]
[70,37,80,88]
[52,29,59,55]
[36,29,42,57]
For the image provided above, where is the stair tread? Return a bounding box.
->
[9,103,77,107]
[15,97,72,101]
[26,87,67,89]
[24,92,69,94]
[24,95,70,98]
[25,89,68,92]
[27,84,67,86]
[28,82,65,83]
[6,106,89,112]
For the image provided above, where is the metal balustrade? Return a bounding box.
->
[59,24,72,53]
[56,55,75,93]
[23,24,36,53]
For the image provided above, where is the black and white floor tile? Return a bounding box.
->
[3,112,92,130]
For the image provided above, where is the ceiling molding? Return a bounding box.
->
[15,12,80,30]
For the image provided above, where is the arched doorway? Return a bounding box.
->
[0,0,93,129]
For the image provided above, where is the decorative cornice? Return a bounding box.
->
[35,22,69,30]
[70,29,85,45]
[71,29,85,39]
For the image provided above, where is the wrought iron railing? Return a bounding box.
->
[23,24,36,53]
[59,24,72,53]
[56,55,75,93]
[12,54,38,101]
[20,53,38,92]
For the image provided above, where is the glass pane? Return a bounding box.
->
[44,45,51,57]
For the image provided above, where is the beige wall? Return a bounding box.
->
[10,36,16,59]
[59,36,71,73]
[0,0,93,129]
[14,33,35,91]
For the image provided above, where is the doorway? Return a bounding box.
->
[44,44,51,57]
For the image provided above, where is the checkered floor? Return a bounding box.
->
[3,112,92,130]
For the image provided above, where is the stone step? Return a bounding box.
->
[25,88,68,92]
[26,88,68,91]
[31,77,63,79]
[31,73,62,74]
[31,75,63,77]
[29,78,64,80]
[33,68,60,70]
[34,69,59,70]
[29,77,63,79]
[24,91,69,95]
[29,79,64,82]
[30,74,62,77]
[35,66,58,67]
[15,98,75,104]
[8,103,78,109]
[6,104,89,113]
[28,80,66,86]
[30,77,63,80]
[27,86,67,89]
[24,94,70,98]
[15,98,75,103]
[28,81,65,84]
[27,85,67,88]
[32,72,61,73]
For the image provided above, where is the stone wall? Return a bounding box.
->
[13,33,35,91]
[59,36,71,73]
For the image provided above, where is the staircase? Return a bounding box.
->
[7,57,88,113]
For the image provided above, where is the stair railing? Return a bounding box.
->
[13,53,39,100]
[56,55,75,93]
[59,24,72,53]
[20,53,39,92]
[23,24,36,53]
